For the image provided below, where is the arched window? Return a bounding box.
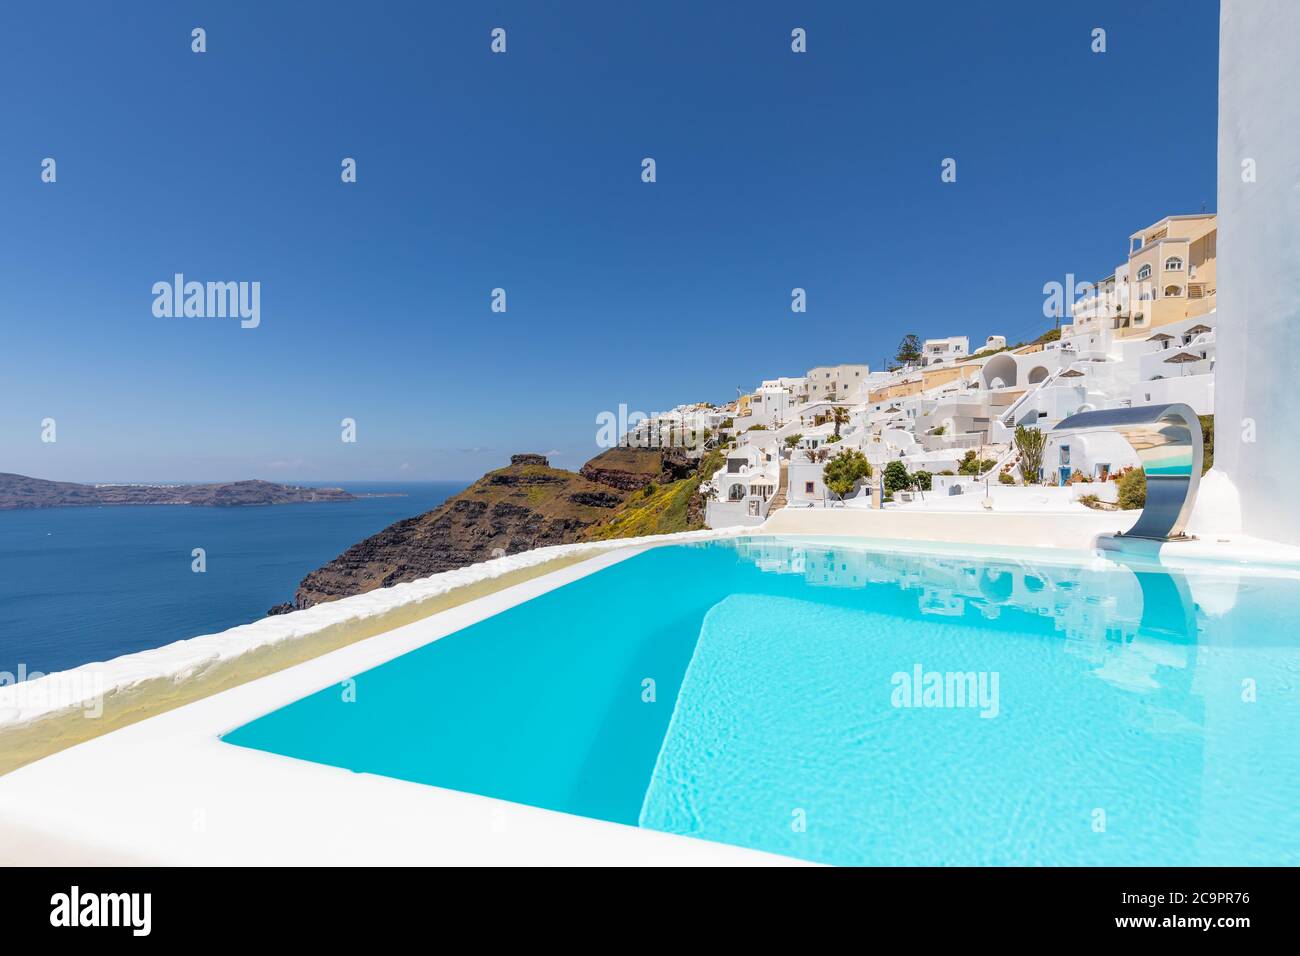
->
[1136,264,1152,281]
[1164,285,1182,297]
[1164,256,1184,271]
[727,483,746,501]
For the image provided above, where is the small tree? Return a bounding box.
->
[895,333,923,366]
[883,460,911,494]
[1013,426,1046,485]
[912,470,932,491]
[831,405,850,438]
[823,448,872,501]
[784,433,803,449]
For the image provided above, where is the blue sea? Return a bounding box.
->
[0,482,463,677]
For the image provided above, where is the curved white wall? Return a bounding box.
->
[1214,0,1300,544]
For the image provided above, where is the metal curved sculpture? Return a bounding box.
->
[1053,402,1204,540]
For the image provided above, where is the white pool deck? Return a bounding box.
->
[4,506,1300,866]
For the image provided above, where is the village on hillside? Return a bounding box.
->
[619,213,1218,528]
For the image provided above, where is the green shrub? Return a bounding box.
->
[1200,415,1214,473]
[912,470,932,491]
[998,472,1016,485]
[958,450,997,476]
[1117,469,1146,510]
[883,460,911,493]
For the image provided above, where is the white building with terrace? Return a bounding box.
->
[704,446,781,527]
[921,336,969,366]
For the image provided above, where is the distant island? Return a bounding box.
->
[0,473,358,510]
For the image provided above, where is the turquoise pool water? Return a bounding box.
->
[223,537,1300,865]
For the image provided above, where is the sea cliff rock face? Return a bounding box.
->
[578,446,692,490]
[510,454,550,467]
[283,446,701,610]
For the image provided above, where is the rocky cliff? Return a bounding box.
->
[276,447,715,612]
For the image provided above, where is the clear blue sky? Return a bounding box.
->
[0,0,1219,482]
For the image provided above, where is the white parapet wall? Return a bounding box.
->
[0,527,747,774]
[1214,0,1300,545]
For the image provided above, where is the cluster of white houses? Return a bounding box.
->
[619,213,1219,529]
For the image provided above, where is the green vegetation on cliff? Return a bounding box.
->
[284,446,723,610]
[584,448,721,541]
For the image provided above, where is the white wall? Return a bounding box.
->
[1214,0,1300,543]
[1130,374,1215,415]
[788,461,828,506]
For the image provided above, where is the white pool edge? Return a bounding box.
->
[0,542,798,865]
[0,527,748,730]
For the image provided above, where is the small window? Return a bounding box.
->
[1137,264,1152,281]
[1164,285,1182,297]
[1164,256,1184,271]
[804,481,815,494]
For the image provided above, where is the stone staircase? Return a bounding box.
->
[767,460,790,514]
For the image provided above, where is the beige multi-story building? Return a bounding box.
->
[1067,213,1216,339]
[803,364,871,401]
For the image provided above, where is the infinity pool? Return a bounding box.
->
[223,537,1300,865]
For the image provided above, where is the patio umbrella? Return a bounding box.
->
[1163,351,1201,376]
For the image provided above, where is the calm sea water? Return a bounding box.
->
[0,482,463,676]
